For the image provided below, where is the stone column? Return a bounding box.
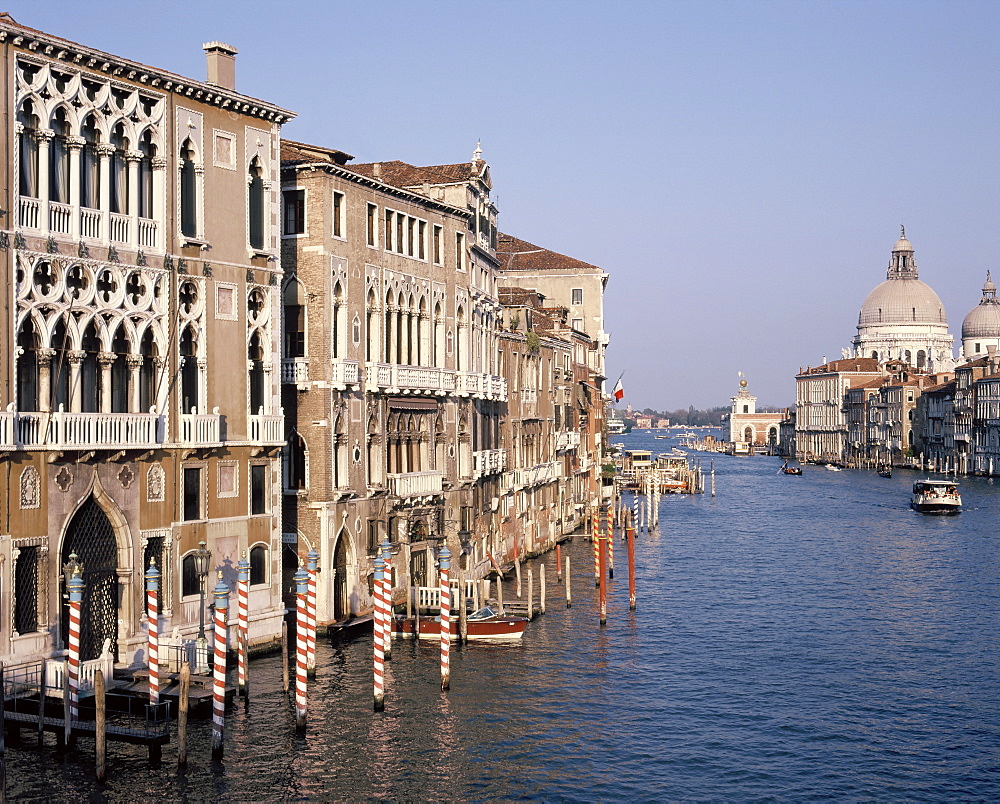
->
[67,136,85,240]
[152,356,168,419]
[96,143,115,225]
[37,347,57,413]
[151,157,168,250]
[67,350,86,413]
[127,355,143,413]
[98,351,116,414]
[34,129,55,206]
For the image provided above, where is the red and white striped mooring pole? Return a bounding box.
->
[372,555,386,712]
[211,571,229,760]
[607,505,614,580]
[592,506,600,587]
[236,552,250,697]
[145,558,160,705]
[67,566,83,725]
[294,563,309,730]
[306,547,319,677]
[380,540,393,661]
[439,546,452,691]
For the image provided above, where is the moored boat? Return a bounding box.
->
[877,465,892,478]
[911,479,961,514]
[392,606,528,642]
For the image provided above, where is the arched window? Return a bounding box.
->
[181,553,199,597]
[180,138,197,237]
[17,100,39,198]
[138,130,155,220]
[286,432,307,490]
[139,330,157,412]
[366,289,378,362]
[283,278,306,358]
[248,331,265,413]
[81,115,100,210]
[249,544,267,585]
[50,108,70,204]
[110,327,130,413]
[332,282,345,359]
[51,318,70,411]
[179,325,199,413]
[110,123,129,214]
[248,157,264,250]
[917,350,926,370]
[80,322,101,413]
[384,291,394,363]
[16,318,40,411]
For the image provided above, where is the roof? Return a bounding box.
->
[922,379,957,393]
[281,139,353,165]
[497,233,602,274]
[348,160,484,188]
[2,12,294,123]
[800,358,881,375]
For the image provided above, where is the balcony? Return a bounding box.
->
[387,470,444,498]
[366,363,456,395]
[177,411,223,448]
[281,358,309,385]
[512,461,562,487]
[330,359,360,389]
[459,372,507,400]
[473,448,507,479]
[556,431,581,451]
[248,412,284,445]
[16,195,162,251]
[12,409,164,450]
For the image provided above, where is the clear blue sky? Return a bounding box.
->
[15,1,999,410]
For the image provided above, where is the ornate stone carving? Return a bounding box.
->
[54,465,73,492]
[118,464,135,489]
[147,463,165,502]
[20,466,40,509]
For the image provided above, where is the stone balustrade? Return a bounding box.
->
[387,470,444,498]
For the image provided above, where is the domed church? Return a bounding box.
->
[961,272,1000,359]
[852,229,954,373]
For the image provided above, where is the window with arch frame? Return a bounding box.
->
[249,543,267,585]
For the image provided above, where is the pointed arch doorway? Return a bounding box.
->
[62,497,121,661]
[332,530,349,621]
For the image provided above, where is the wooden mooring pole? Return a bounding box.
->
[540,564,546,615]
[1,661,6,804]
[527,570,534,620]
[599,535,608,626]
[628,518,637,611]
[94,669,106,782]
[281,621,289,694]
[556,544,562,581]
[177,662,190,767]
[515,557,522,599]
[565,556,572,608]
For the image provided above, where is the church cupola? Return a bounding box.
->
[887,225,918,280]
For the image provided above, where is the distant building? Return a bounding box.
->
[729,377,782,447]
[961,272,1000,359]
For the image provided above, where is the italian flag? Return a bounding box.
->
[612,378,624,402]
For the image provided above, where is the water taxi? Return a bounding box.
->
[910,479,961,514]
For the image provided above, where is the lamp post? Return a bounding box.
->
[193,539,212,673]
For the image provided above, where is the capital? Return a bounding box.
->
[33,128,56,144]
[94,143,116,158]
[97,351,117,366]
[36,347,58,361]
[67,349,87,365]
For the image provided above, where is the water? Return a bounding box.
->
[8,431,1000,800]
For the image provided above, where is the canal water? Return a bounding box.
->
[8,430,1000,801]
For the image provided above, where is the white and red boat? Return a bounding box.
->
[392,606,528,642]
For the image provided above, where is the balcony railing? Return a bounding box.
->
[49,201,72,234]
[19,196,40,229]
[178,411,222,447]
[13,409,163,449]
[248,412,284,445]
[80,208,102,239]
[512,461,562,487]
[281,358,309,384]
[473,448,507,479]
[366,363,456,395]
[387,470,444,498]
[556,431,581,451]
[109,212,130,244]
[138,217,158,249]
[0,410,15,449]
[331,359,360,388]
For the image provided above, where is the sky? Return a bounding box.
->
[13,0,1000,410]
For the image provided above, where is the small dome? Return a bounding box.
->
[893,236,913,253]
[858,278,948,326]
[962,272,1000,339]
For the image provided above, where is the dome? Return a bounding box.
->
[962,272,1000,339]
[893,236,913,253]
[858,278,948,326]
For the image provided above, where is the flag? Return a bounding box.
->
[613,378,624,402]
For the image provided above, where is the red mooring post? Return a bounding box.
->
[145,558,160,706]
[599,534,608,626]
[380,540,393,661]
[592,507,600,587]
[236,552,250,697]
[211,572,229,761]
[67,567,83,726]
[306,548,319,677]
[372,555,386,712]
[607,505,615,580]
[628,514,636,611]
[294,564,309,730]
[439,546,452,692]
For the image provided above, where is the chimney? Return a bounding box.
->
[203,41,238,90]
[373,163,382,180]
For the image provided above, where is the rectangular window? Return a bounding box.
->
[332,191,345,238]
[367,519,380,555]
[14,545,38,634]
[572,318,583,331]
[250,463,267,515]
[396,214,404,254]
[571,288,583,305]
[407,218,416,257]
[418,221,427,260]
[433,225,442,264]
[456,232,466,271]
[384,210,393,251]
[183,467,203,521]
[367,203,378,247]
[283,189,305,236]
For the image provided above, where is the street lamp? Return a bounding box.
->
[193,539,212,673]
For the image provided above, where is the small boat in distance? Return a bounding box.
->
[392,606,529,642]
[877,465,892,478]
[911,479,961,514]
[780,460,802,475]
[825,464,842,471]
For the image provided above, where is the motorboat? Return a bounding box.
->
[911,479,961,514]
[825,464,842,471]
[392,606,528,642]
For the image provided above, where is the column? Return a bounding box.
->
[37,348,56,413]
[67,137,84,241]
[68,351,85,413]
[98,352,115,414]
[126,150,142,246]
[151,157,168,250]
[127,355,143,413]
[96,143,115,237]
[34,129,54,206]
[153,356,168,419]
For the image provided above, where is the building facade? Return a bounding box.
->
[728,377,782,447]
[6,17,293,666]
